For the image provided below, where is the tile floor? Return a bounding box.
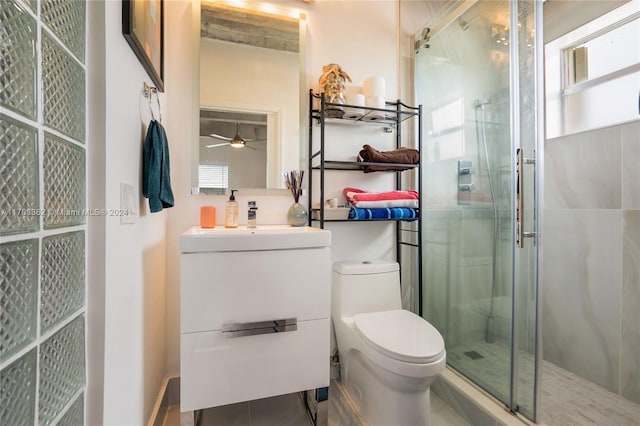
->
[447,339,640,425]
[163,355,640,426]
[165,379,469,426]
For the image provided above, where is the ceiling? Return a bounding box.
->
[543,0,629,42]
[199,109,267,141]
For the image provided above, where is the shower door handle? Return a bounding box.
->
[516,149,524,248]
[516,148,536,248]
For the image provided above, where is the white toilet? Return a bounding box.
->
[332,260,446,426]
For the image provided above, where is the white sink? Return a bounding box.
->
[180,225,331,252]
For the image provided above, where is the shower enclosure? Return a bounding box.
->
[414,0,542,421]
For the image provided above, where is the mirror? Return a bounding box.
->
[199,109,269,194]
[194,1,305,194]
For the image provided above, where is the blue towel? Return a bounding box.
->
[143,120,175,212]
[348,207,418,221]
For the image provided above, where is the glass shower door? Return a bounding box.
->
[415,0,541,420]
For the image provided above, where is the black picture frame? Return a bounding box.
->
[122,0,164,92]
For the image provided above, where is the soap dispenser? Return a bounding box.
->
[224,189,239,228]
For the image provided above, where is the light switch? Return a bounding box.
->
[120,183,137,224]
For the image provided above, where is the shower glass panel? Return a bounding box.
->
[415,0,540,420]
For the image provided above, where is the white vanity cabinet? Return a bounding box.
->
[179,226,331,413]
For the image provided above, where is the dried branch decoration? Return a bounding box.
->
[319,63,352,104]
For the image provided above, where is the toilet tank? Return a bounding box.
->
[332,260,402,318]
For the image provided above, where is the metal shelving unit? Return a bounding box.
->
[308,89,424,315]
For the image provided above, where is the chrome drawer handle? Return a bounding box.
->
[222,318,297,338]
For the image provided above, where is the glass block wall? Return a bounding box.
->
[1,0,87,424]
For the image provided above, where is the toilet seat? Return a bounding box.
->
[353,310,445,364]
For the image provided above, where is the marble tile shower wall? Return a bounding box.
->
[1,0,86,424]
[543,119,640,404]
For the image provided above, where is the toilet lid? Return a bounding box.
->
[353,310,445,363]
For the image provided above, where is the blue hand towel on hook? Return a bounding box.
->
[143,120,175,212]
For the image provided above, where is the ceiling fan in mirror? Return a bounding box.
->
[205,122,266,150]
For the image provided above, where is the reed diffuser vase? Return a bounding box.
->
[284,170,307,227]
[287,202,308,227]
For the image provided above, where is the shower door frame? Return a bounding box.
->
[413,0,544,421]
[508,0,544,420]
[531,0,544,420]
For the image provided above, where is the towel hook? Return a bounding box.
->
[141,82,162,123]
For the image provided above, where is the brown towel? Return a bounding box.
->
[358,144,419,173]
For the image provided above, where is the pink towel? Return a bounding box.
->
[343,187,419,208]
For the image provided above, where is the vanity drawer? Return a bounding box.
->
[180,318,330,412]
[180,247,330,334]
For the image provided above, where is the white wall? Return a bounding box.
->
[95,1,169,424]
[164,0,405,375]
[86,1,106,424]
[305,0,401,263]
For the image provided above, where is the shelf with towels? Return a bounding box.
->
[307,89,423,313]
[309,159,419,171]
[307,90,423,228]
[311,217,418,223]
